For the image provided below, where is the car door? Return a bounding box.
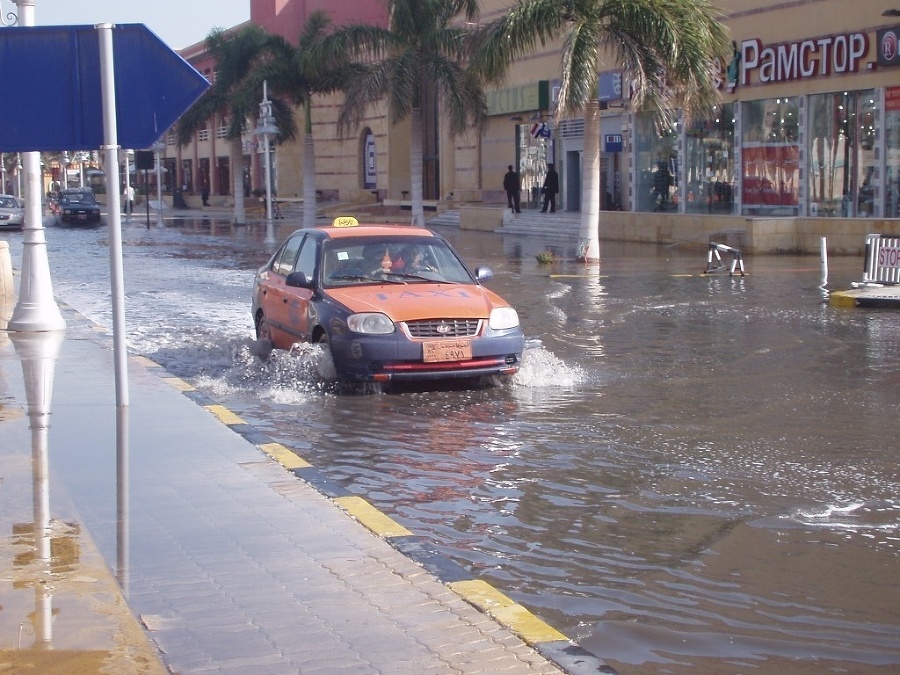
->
[281,235,318,342]
[259,233,304,348]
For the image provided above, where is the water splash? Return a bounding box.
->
[513,340,585,388]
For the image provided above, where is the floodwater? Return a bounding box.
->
[3,215,900,674]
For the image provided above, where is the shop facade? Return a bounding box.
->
[165,0,900,249]
[477,1,900,219]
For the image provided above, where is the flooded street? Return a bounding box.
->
[3,215,900,673]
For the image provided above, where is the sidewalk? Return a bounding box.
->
[0,301,610,674]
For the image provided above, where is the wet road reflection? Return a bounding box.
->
[2,216,900,673]
[0,330,163,673]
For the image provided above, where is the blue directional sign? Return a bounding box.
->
[0,24,209,151]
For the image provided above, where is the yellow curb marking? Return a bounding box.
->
[132,355,159,368]
[258,442,312,470]
[203,404,246,426]
[828,291,858,307]
[449,579,568,645]
[162,376,196,392]
[335,496,412,538]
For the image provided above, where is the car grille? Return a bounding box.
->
[404,318,480,338]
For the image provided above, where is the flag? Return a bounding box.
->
[530,122,541,138]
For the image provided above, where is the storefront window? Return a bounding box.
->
[807,90,875,217]
[741,97,799,215]
[518,123,551,210]
[886,90,900,218]
[634,112,678,212]
[685,104,735,214]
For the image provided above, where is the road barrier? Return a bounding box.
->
[863,234,900,284]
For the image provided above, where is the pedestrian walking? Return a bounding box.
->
[653,161,672,211]
[540,163,559,213]
[503,165,521,213]
[124,184,135,215]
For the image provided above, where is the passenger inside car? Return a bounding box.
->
[402,246,437,273]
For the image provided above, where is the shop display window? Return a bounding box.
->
[634,113,679,212]
[807,90,875,217]
[518,123,551,209]
[685,104,735,214]
[741,97,799,215]
[883,90,900,218]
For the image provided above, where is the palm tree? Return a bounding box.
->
[177,25,297,225]
[326,0,488,226]
[477,0,731,260]
[256,12,362,229]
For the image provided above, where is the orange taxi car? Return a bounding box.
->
[251,218,524,383]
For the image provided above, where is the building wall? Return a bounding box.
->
[171,0,900,240]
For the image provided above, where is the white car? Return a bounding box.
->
[0,194,24,230]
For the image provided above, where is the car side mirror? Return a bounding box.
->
[475,266,494,282]
[285,271,314,289]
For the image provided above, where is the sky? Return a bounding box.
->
[25,0,250,51]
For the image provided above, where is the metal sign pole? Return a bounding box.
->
[98,23,129,407]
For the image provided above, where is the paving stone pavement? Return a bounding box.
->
[1,303,611,674]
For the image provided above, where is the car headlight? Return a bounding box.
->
[347,312,395,334]
[489,307,519,330]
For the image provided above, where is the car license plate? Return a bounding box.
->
[423,339,472,362]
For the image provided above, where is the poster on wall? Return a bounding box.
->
[364,131,376,190]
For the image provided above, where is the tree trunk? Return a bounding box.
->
[578,99,601,262]
[230,137,246,224]
[409,109,425,227]
[302,104,317,230]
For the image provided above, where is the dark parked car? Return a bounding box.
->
[55,188,102,225]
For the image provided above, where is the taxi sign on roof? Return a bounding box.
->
[332,216,359,228]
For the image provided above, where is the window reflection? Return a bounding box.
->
[807,90,876,218]
[741,97,799,215]
[685,104,735,214]
[634,113,679,212]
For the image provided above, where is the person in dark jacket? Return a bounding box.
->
[540,163,559,213]
[503,165,522,213]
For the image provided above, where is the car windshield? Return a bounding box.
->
[0,197,18,208]
[322,235,474,287]
[61,192,95,205]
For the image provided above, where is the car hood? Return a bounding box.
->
[325,283,508,321]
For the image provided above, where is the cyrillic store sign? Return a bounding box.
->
[739,32,869,86]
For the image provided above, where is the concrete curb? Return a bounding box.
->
[829,287,900,308]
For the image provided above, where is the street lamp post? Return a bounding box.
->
[152,139,165,225]
[16,154,22,198]
[77,151,87,187]
[8,0,66,333]
[254,81,279,244]
[59,151,69,192]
